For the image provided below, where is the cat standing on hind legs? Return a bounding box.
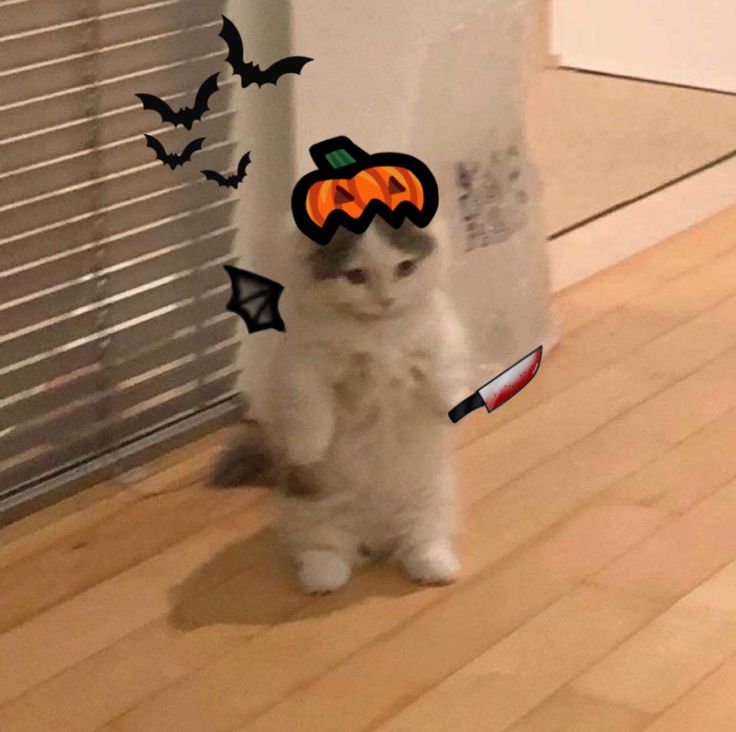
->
[264,219,471,594]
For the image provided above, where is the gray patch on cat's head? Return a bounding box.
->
[372,219,437,259]
[307,220,436,280]
[308,229,361,280]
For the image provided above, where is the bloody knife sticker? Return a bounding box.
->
[448,346,543,424]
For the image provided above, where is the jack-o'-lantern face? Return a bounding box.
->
[292,136,439,245]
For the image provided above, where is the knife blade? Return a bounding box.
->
[448,345,543,423]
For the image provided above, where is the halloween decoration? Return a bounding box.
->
[224,265,286,334]
[220,15,313,89]
[448,346,542,423]
[144,135,204,170]
[202,151,252,190]
[291,136,439,245]
[135,73,219,130]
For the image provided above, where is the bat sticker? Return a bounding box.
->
[144,134,205,170]
[202,151,252,190]
[224,265,286,334]
[219,15,312,89]
[135,73,220,130]
[449,346,543,423]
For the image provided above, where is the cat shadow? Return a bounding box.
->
[168,526,419,630]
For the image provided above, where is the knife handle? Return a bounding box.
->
[448,391,485,424]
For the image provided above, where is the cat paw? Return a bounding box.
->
[400,539,460,586]
[297,549,351,594]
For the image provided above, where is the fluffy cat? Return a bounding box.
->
[260,218,471,594]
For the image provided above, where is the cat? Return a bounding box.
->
[229,218,471,594]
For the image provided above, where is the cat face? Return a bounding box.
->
[301,219,440,321]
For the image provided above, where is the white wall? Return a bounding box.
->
[552,0,736,93]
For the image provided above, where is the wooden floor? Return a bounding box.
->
[2,206,736,731]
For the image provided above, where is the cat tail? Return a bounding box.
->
[210,423,279,488]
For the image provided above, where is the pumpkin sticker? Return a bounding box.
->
[292,136,439,245]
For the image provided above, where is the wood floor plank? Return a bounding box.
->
[238,477,736,732]
[376,481,736,732]
[0,428,236,570]
[374,584,660,732]
[458,293,736,506]
[0,486,138,570]
[592,484,736,604]
[99,521,640,732]
[0,482,127,550]
[98,348,736,732]
[2,209,734,731]
[640,654,736,731]
[455,208,736,450]
[120,427,240,498]
[509,577,736,732]
[0,510,310,732]
[574,556,736,715]
[373,408,736,731]
[0,484,259,635]
[552,204,736,334]
[603,407,736,515]
[507,687,651,732]
[476,245,736,438]
[0,495,270,707]
[462,347,736,592]
[0,621,254,732]
[43,224,732,732]
[0,434,259,634]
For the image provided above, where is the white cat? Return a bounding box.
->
[257,218,471,594]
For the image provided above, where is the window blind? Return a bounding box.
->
[0,0,244,516]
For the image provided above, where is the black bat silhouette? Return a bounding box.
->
[202,151,252,189]
[135,73,219,130]
[219,15,312,89]
[224,265,286,334]
[144,134,205,170]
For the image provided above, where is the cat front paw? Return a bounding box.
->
[400,539,460,586]
[297,549,351,594]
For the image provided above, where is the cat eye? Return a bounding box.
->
[344,268,368,285]
[395,260,417,278]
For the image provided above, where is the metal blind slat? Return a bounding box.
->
[2,231,235,334]
[0,376,238,494]
[3,330,239,426]
[1,0,242,509]
[0,80,236,170]
[1,348,239,461]
[0,111,235,207]
[1,277,230,370]
[1,23,223,106]
[3,224,235,307]
[1,185,235,270]
[0,315,235,402]
[2,0,184,36]
[1,54,223,140]
[0,142,234,238]
[1,1,218,71]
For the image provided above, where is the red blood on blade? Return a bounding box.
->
[478,346,542,413]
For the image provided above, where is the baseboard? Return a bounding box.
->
[548,153,736,292]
